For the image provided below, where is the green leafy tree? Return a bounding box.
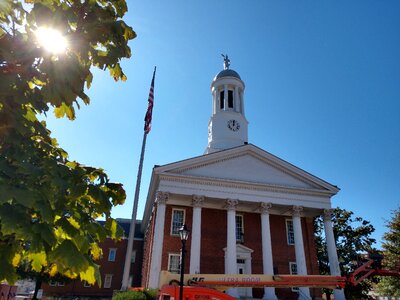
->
[0,0,135,287]
[376,208,400,297]
[314,207,376,300]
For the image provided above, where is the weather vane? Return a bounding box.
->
[221,54,230,70]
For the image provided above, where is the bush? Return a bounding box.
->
[143,288,158,300]
[112,291,147,300]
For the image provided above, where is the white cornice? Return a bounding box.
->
[158,172,334,197]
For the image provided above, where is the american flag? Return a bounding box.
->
[144,67,156,134]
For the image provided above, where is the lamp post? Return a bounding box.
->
[179,224,190,300]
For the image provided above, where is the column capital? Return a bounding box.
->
[155,191,169,205]
[259,202,272,214]
[323,209,334,221]
[225,199,238,211]
[292,205,303,217]
[192,195,205,207]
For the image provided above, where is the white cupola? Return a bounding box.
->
[205,55,248,154]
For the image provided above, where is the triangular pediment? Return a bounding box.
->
[173,153,314,189]
[155,144,338,193]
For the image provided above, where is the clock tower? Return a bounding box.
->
[205,55,248,154]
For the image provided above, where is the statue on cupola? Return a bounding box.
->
[204,56,249,154]
[221,54,230,69]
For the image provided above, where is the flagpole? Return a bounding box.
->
[121,67,156,291]
[121,132,148,290]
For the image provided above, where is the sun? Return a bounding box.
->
[35,27,68,54]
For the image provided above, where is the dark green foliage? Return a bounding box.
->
[112,288,158,300]
[143,288,159,300]
[376,208,400,297]
[314,207,376,299]
[113,291,147,300]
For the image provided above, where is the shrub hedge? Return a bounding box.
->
[112,288,158,300]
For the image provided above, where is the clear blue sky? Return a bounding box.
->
[45,1,399,248]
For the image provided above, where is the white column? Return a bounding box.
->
[234,86,240,112]
[260,203,278,300]
[244,257,253,298]
[190,195,204,274]
[323,209,346,300]
[212,90,217,114]
[292,206,311,300]
[240,92,245,115]
[224,84,228,110]
[225,199,239,298]
[148,192,168,288]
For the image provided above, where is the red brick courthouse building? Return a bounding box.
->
[140,59,345,300]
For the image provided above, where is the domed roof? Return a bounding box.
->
[214,68,241,80]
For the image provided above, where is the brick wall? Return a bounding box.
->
[200,208,227,273]
[131,239,144,287]
[43,238,128,297]
[43,234,144,297]
[161,205,193,273]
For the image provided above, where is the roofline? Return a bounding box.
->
[247,144,340,193]
[141,167,160,231]
[153,144,339,193]
[153,145,248,172]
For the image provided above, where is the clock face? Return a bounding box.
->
[227,119,240,132]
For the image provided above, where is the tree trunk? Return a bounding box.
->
[32,278,42,300]
[326,290,332,300]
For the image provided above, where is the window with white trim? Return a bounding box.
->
[104,274,113,289]
[289,262,299,292]
[57,282,65,286]
[83,281,91,288]
[286,219,295,245]
[168,254,181,274]
[108,248,117,261]
[235,215,244,242]
[171,209,185,235]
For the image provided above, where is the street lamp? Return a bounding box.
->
[179,224,190,300]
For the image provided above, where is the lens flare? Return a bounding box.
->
[35,27,68,54]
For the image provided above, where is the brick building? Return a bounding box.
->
[140,60,346,300]
[42,219,143,299]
